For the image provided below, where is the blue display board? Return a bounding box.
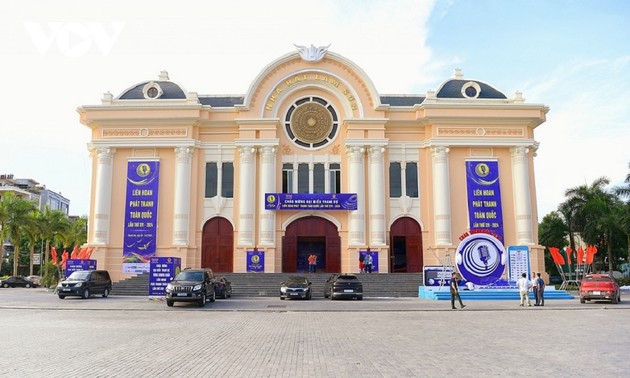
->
[149,257,181,298]
[247,251,264,272]
[65,259,97,278]
[423,265,455,286]
[455,231,507,286]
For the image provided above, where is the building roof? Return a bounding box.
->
[118,81,187,100]
[435,79,507,99]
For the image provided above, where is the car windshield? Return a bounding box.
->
[176,271,204,281]
[337,276,358,281]
[285,277,308,284]
[68,271,90,280]
[585,276,611,282]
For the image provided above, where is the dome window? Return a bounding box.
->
[461,81,481,99]
[142,82,163,99]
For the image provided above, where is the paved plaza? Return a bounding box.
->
[1,288,628,377]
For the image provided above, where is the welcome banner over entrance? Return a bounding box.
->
[265,193,357,210]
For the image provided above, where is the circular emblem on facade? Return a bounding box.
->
[455,232,506,285]
[284,97,339,149]
[474,163,490,177]
[136,163,151,177]
[251,255,260,264]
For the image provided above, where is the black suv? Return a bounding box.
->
[165,269,216,307]
[57,270,112,299]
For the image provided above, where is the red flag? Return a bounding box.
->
[565,247,573,265]
[61,250,69,270]
[70,246,78,259]
[548,247,565,265]
[85,247,94,259]
[577,247,585,264]
[77,247,87,259]
[51,247,58,265]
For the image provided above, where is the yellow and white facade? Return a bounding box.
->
[78,46,548,282]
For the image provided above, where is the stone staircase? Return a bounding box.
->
[112,272,424,298]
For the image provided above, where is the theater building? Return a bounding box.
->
[78,46,548,282]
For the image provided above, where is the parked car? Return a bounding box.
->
[165,268,216,307]
[280,276,312,300]
[214,276,232,299]
[57,270,112,299]
[26,275,42,286]
[324,274,363,300]
[579,274,621,304]
[1,276,39,288]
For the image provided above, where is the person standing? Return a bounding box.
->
[450,272,466,309]
[531,271,538,305]
[535,272,545,306]
[517,272,532,307]
[308,254,315,274]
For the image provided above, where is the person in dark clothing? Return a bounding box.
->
[450,272,466,309]
[535,272,545,306]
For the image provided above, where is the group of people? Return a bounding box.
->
[449,271,546,309]
[358,253,374,273]
[517,272,545,306]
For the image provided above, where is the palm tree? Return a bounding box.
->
[1,193,36,276]
[37,207,69,277]
[581,193,623,277]
[58,216,87,253]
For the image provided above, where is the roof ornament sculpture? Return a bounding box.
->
[294,43,330,62]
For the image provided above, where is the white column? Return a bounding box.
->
[511,146,533,244]
[259,146,276,246]
[92,147,115,245]
[238,146,256,246]
[173,147,193,246]
[432,146,452,245]
[347,146,366,246]
[368,146,386,245]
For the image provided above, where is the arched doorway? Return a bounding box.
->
[389,217,423,273]
[201,217,233,272]
[282,216,340,273]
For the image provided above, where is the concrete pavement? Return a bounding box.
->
[1,288,628,377]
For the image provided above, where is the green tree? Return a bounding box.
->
[37,207,69,279]
[23,211,42,276]
[0,193,36,276]
[613,163,630,265]
[538,211,569,276]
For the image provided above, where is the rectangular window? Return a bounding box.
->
[282,163,293,193]
[297,163,309,193]
[389,162,402,198]
[329,163,341,193]
[405,162,419,198]
[221,162,234,198]
[313,164,325,193]
[205,162,218,198]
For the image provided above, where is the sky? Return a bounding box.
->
[0,0,628,221]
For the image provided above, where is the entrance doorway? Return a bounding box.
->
[201,217,234,272]
[282,216,340,273]
[389,217,423,273]
[297,237,326,273]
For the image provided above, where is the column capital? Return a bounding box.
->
[89,146,116,159]
[431,145,450,155]
[175,146,194,158]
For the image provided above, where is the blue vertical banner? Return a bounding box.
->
[465,161,504,243]
[149,257,181,298]
[65,259,97,278]
[123,161,160,274]
[247,251,264,272]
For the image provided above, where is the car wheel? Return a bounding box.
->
[357,295,363,300]
[82,289,90,299]
[612,295,618,304]
[58,295,65,299]
[25,283,31,288]
[210,291,216,303]
[2,283,8,288]
[580,297,585,304]
[280,296,285,300]
[102,288,110,298]
[166,300,174,307]
[198,293,206,307]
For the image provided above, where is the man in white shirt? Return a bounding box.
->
[516,272,532,307]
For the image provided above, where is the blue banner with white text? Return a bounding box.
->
[465,161,504,243]
[149,257,181,298]
[123,161,160,273]
[264,193,358,210]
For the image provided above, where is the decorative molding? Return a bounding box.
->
[437,127,524,137]
[102,128,188,138]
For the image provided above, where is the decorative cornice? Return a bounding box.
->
[102,127,188,138]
